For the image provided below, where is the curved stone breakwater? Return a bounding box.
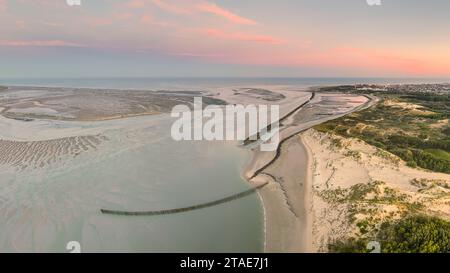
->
[101,182,268,216]
[248,93,376,180]
[0,135,108,169]
[242,92,316,147]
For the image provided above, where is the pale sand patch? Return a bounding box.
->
[0,135,108,170]
[250,135,313,252]
[383,100,424,110]
[383,99,435,115]
[302,129,450,252]
[429,118,449,129]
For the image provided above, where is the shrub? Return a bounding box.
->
[329,215,450,253]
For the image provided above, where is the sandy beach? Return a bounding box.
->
[250,135,313,252]
[239,89,374,252]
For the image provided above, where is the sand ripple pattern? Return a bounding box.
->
[0,135,108,170]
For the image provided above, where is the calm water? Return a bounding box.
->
[1,77,449,90]
[0,114,262,252]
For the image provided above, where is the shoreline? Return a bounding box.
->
[249,135,314,252]
[243,92,377,252]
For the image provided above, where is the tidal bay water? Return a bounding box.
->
[0,114,263,252]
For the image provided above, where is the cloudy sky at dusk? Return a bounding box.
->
[1,0,450,78]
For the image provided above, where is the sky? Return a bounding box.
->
[0,0,450,78]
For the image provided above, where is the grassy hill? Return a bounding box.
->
[329,215,450,253]
[315,88,450,174]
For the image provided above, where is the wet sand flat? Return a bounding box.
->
[0,86,226,121]
[0,135,107,170]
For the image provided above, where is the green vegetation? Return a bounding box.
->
[315,90,450,173]
[410,178,450,198]
[329,215,450,253]
[344,150,362,161]
[319,181,422,236]
[317,85,450,253]
[411,178,450,190]
[424,149,450,161]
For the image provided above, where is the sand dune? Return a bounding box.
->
[303,129,450,252]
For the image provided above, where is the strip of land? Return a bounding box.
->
[244,83,449,253]
[307,84,450,252]
[0,86,226,121]
[239,89,373,252]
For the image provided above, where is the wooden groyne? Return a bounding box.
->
[101,182,268,216]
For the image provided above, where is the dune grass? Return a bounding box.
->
[315,89,450,174]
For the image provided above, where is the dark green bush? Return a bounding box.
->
[329,215,450,253]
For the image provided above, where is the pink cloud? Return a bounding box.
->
[40,21,64,28]
[140,15,152,23]
[0,40,84,47]
[5,0,448,76]
[351,48,450,75]
[86,18,114,27]
[201,28,283,44]
[15,20,26,29]
[0,0,6,12]
[167,42,450,76]
[151,0,191,15]
[172,52,225,58]
[243,46,450,76]
[150,0,256,25]
[321,47,432,75]
[127,0,146,8]
[115,12,134,20]
[196,2,257,25]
